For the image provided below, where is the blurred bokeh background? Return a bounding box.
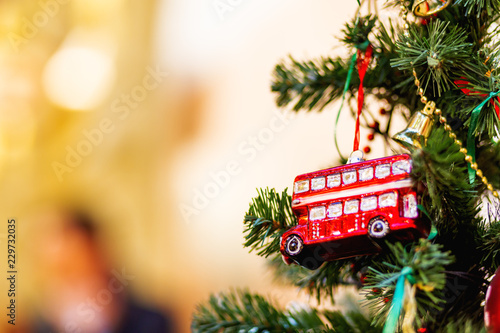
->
[0,0,398,332]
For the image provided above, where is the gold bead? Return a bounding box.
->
[493,191,499,198]
[439,116,447,123]
[470,163,478,170]
[449,132,457,140]
[421,96,428,104]
[465,155,473,163]
[418,88,424,95]
[456,140,462,146]
[414,79,420,86]
[444,124,451,131]
[434,109,442,116]
[487,184,494,191]
[404,23,410,30]
[459,147,467,154]
[482,176,489,184]
[476,169,483,178]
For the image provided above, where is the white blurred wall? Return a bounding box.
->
[152,1,393,331]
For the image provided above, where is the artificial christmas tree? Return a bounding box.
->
[193,0,500,332]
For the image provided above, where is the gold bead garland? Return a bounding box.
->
[411,68,499,198]
[398,0,499,198]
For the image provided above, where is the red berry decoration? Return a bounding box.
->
[369,121,380,130]
[420,18,430,25]
[417,328,427,333]
[367,133,375,141]
[363,146,371,154]
[485,267,500,332]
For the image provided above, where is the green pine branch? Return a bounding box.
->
[192,289,381,333]
[455,0,500,17]
[440,319,486,333]
[271,20,418,114]
[392,20,473,97]
[243,188,296,258]
[453,58,500,138]
[479,220,500,270]
[410,128,489,327]
[268,255,365,303]
[341,15,377,48]
[410,127,480,237]
[364,239,454,329]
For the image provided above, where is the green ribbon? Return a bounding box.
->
[467,91,500,183]
[383,266,414,333]
[334,41,371,160]
[417,204,437,240]
[334,52,357,160]
[355,40,370,51]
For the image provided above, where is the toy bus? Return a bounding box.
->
[280,154,430,269]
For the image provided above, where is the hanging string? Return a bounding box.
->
[466,91,500,183]
[334,53,357,161]
[353,44,373,151]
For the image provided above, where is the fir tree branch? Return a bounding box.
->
[410,129,489,328]
[192,289,381,333]
[243,188,296,258]
[392,20,473,96]
[454,58,500,138]
[341,15,377,48]
[478,221,500,271]
[410,127,480,237]
[439,319,486,333]
[271,56,348,111]
[268,255,364,303]
[271,20,418,114]
[455,0,500,17]
[364,239,454,329]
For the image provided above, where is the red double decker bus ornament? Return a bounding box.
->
[280,153,430,270]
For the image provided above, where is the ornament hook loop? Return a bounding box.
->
[412,0,451,17]
[347,150,365,164]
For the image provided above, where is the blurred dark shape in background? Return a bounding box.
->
[30,207,175,333]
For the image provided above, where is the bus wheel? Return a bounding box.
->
[285,235,304,256]
[368,217,390,238]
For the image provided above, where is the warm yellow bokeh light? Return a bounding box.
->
[42,40,116,111]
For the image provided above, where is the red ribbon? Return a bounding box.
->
[455,78,500,118]
[353,44,373,152]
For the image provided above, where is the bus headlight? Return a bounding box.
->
[403,194,418,218]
